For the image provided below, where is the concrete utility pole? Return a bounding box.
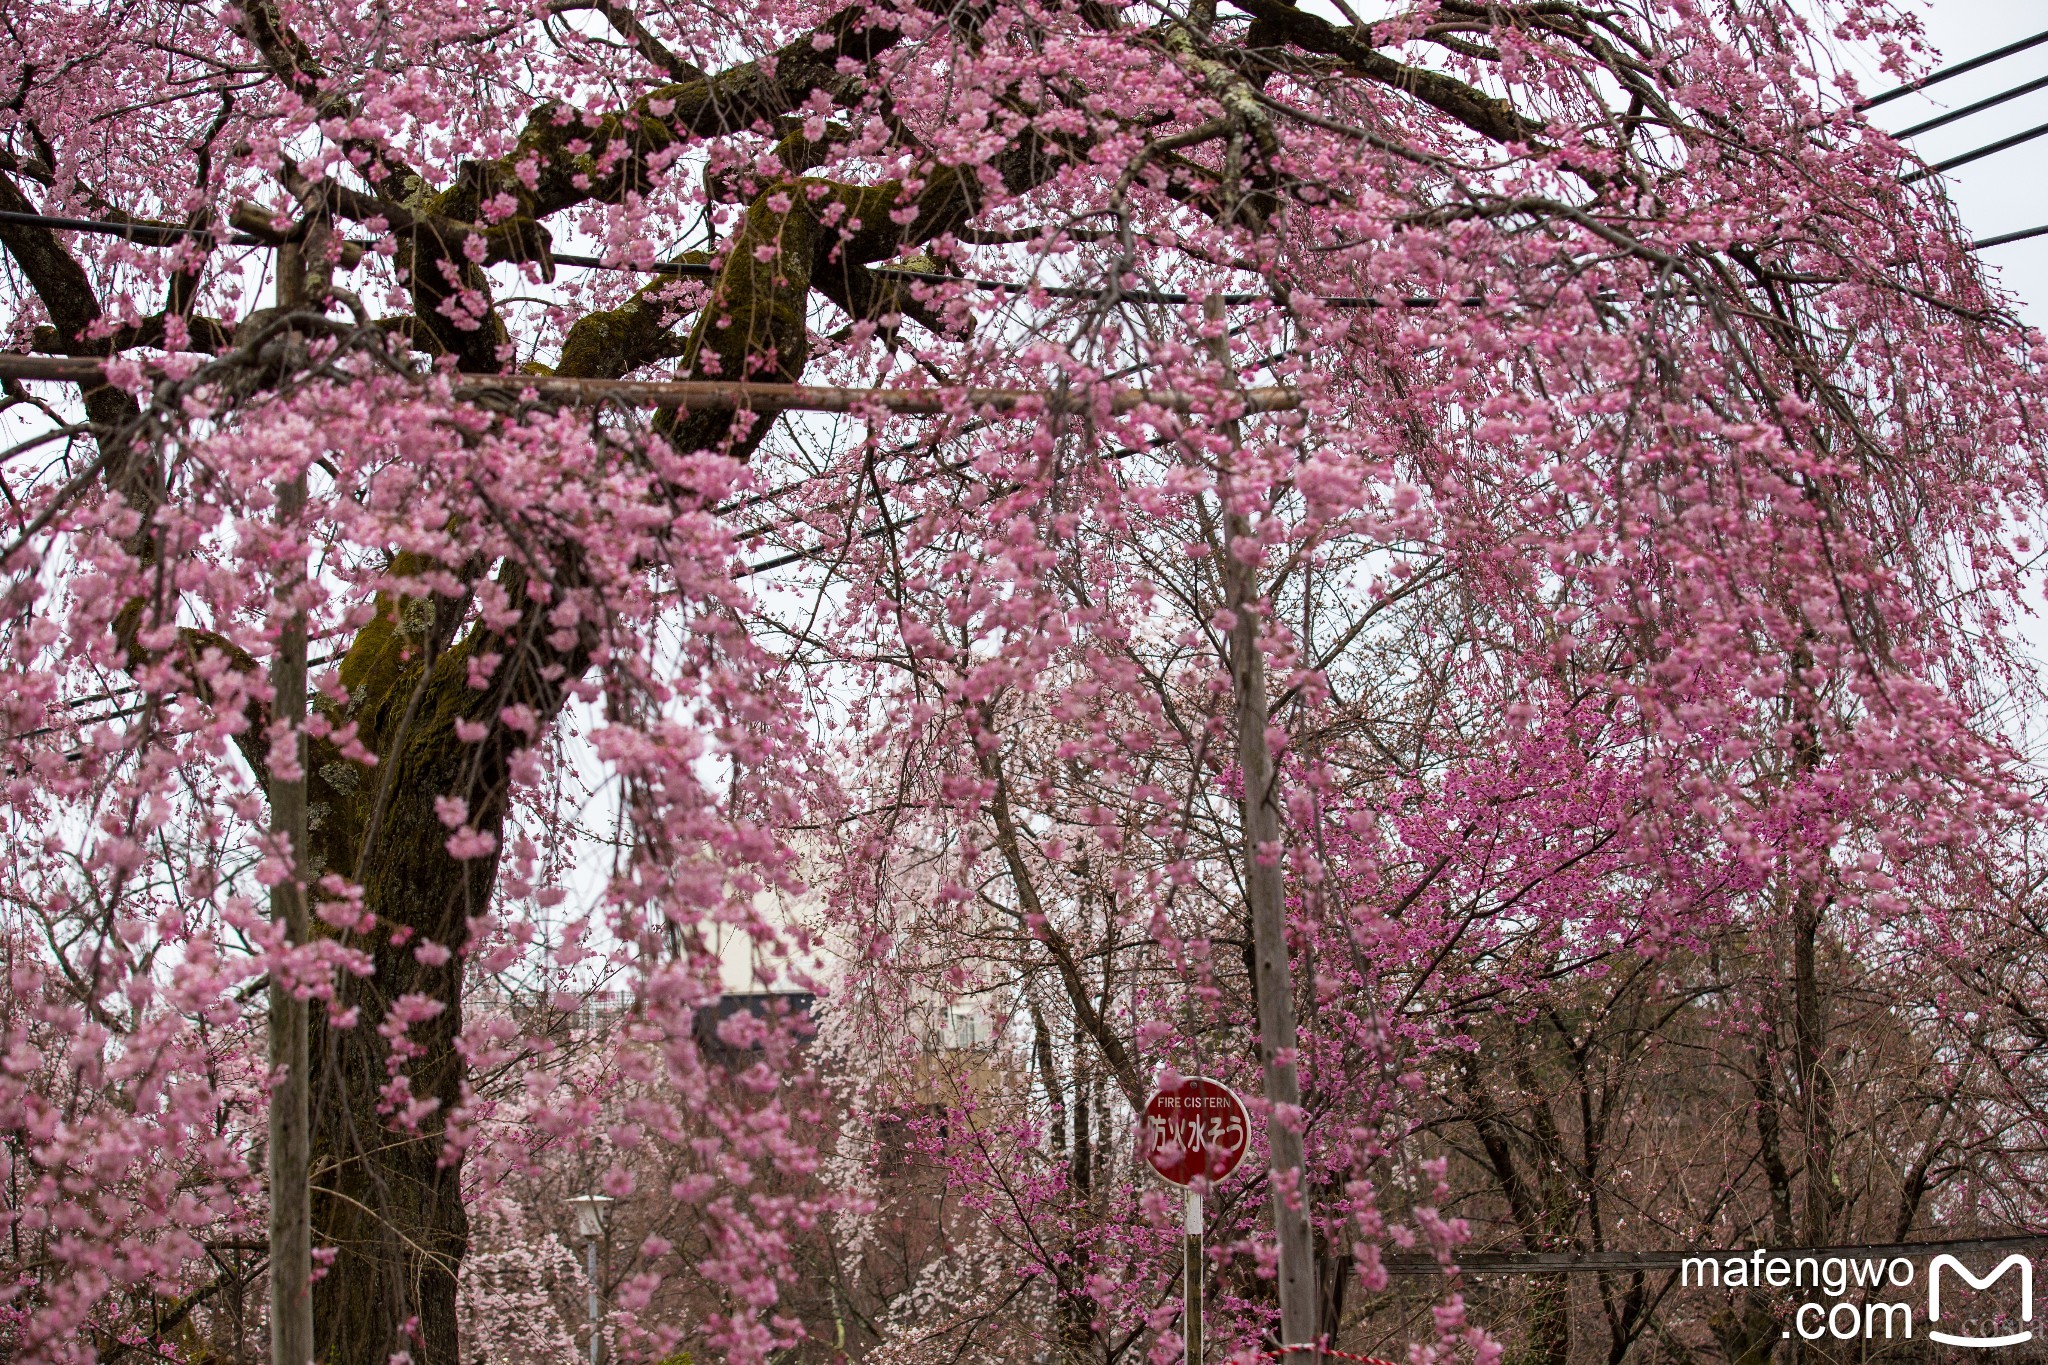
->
[1202,293,1318,1365]
[569,1195,616,1365]
[267,235,314,1365]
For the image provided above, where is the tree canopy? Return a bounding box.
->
[2,0,2046,1363]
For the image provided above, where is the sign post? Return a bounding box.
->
[1141,1077,1252,1365]
[1185,1186,1204,1365]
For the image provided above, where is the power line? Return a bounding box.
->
[15,201,2046,336]
[1860,28,2048,111]
[0,206,1470,305]
[0,352,1302,417]
[862,270,1467,307]
[1892,71,2048,139]
[0,202,2034,341]
[1976,222,2048,250]
[0,206,1484,307]
[1902,117,2048,184]
[0,208,267,248]
[0,208,713,277]
[567,241,1475,304]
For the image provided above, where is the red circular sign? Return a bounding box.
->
[1140,1077,1251,1186]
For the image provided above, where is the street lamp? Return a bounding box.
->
[566,1195,615,1365]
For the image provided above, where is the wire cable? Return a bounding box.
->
[0,202,2032,330]
[1892,71,2048,139]
[0,208,265,248]
[1860,28,2048,111]
[1973,222,2048,250]
[0,205,2020,267]
[0,206,1493,307]
[1902,117,2048,183]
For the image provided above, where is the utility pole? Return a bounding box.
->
[267,234,314,1365]
[569,1195,616,1365]
[1203,292,1318,1365]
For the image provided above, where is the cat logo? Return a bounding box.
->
[1929,1254,2033,1348]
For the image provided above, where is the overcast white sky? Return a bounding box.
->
[1862,1,2048,324]
[1862,2,2048,675]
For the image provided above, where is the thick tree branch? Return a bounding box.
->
[1226,0,1547,148]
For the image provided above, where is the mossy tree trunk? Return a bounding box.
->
[3,24,1057,1356]
[295,559,596,1365]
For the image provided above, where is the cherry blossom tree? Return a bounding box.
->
[1,0,2046,1363]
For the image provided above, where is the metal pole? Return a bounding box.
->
[1185,1187,1204,1365]
[266,237,314,1365]
[586,1236,601,1365]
